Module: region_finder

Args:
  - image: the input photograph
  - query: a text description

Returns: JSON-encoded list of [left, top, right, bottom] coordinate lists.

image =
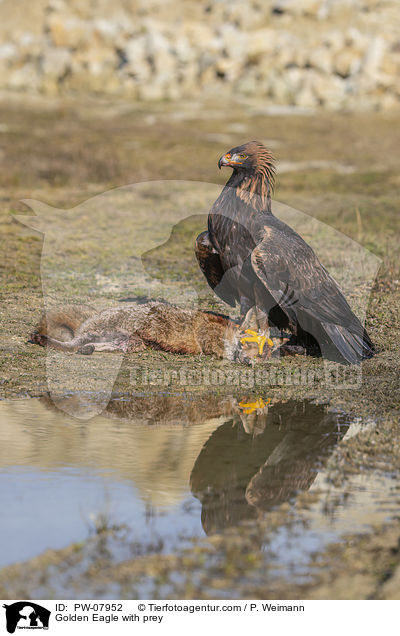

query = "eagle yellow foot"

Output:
[[238, 397, 271, 414], [240, 329, 273, 356]]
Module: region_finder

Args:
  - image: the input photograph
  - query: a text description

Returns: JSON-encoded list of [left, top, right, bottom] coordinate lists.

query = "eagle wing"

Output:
[[250, 224, 374, 363], [195, 230, 237, 307]]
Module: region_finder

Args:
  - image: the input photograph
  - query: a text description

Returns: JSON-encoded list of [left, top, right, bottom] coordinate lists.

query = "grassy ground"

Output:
[[0, 93, 400, 598]]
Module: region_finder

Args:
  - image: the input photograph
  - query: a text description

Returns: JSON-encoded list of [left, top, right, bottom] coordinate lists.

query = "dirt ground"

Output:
[[0, 93, 399, 598]]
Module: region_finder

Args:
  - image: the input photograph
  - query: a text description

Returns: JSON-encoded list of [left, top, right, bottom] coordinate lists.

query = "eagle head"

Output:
[[218, 141, 276, 189]]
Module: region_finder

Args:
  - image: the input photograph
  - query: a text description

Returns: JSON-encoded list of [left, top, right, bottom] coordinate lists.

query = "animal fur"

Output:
[[30, 302, 245, 360]]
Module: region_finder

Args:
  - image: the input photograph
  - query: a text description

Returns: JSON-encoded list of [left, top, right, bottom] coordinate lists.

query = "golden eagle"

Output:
[[195, 141, 374, 364]]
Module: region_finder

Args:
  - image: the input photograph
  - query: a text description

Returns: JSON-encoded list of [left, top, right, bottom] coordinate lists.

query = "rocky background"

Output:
[[0, 0, 399, 109]]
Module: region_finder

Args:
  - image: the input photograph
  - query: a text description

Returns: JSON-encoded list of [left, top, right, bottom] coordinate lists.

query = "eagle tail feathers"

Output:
[[321, 322, 375, 365]]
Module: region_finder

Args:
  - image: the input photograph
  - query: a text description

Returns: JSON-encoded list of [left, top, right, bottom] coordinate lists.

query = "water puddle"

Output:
[[0, 394, 396, 582]]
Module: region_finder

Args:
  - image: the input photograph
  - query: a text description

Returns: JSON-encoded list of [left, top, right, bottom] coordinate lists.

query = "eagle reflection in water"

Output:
[[40, 394, 349, 535], [190, 399, 349, 535]]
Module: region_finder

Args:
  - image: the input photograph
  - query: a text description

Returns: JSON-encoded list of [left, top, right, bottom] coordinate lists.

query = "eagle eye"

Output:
[[237, 153, 247, 160]]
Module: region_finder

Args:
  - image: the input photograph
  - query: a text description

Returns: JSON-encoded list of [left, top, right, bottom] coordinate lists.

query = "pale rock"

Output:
[[296, 83, 318, 108], [218, 24, 248, 61], [308, 46, 333, 73], [7, 62, 40, 91], [220, 0, 264, 30], [334, 47, 363, 77], [362, 36, 386, 77], [273, 47, 296, 70], [145, 29, 171, 59], [323, 30, 345, 53], [380, 50, 400, 76], [153, 50, 176, 77], [172, 35, 196, 64], [92, 18, 130, 49], [373, 70, 393, 89], [312, 72, 347, 108], [272, 0, 325, 18], [355, 71, 379, 93], [15, 34, 46, 60], [124, 36, 146, 62], [41, 46, 71, 79], [215, 57, 241, 81], [73, 45, 117, 73], [286, 67, 304, 91], [345, 27, 368, 52], [15, 31, 44, 56], [325, 0, 363, 16], [46, 14, 92, 48], [264, 69, 279, 96], [47, 0, 68, 11], [268, 71, 298, 104], [199, 64, 219, 87], [0, 42, 17, 62], [246, 29, 278, 63], [124, 36, 152, 82], [272, 32, 302, 69], [177, 61, 199, 92], [293, 46, 309, 68], [93, 19, 120, 41], [60, 0, 94, 21], [17, 32, 35, 49], [315, 0, 331, 19], [198, 50, 218, 76], [0, 0, 398, 110], [236, 68, 260, 95], [144, 30, 177, 80], [184, 23, 222, 55], [266, 67, 303, 102]]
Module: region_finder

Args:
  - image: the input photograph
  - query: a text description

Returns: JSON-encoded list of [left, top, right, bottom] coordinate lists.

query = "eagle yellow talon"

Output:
[[240, 329, 273, 356], [238, 397, 271, 414]]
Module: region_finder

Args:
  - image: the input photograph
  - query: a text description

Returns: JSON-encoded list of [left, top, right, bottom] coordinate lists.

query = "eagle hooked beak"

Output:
[[218, 153, 231, 169]]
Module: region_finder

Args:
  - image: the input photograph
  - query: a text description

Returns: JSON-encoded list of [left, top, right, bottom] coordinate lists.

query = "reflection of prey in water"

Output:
[[39, 392, 232, 425], [34, 394, 348, 529], [190, 400, 349, 535]]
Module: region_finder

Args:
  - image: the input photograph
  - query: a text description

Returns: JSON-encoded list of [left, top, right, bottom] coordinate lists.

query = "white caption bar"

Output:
[[1, 599, 398, 635]]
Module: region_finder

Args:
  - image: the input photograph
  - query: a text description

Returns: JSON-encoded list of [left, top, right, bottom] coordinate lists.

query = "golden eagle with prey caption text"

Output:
[[195, 141, 375, 364]]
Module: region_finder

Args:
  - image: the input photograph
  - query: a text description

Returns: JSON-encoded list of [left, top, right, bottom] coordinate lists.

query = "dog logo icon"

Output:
[[3, 602, 50, 633]]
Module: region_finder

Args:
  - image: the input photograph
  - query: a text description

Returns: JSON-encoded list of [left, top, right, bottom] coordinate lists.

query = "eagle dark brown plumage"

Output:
[[195, 141, 375, 364]]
